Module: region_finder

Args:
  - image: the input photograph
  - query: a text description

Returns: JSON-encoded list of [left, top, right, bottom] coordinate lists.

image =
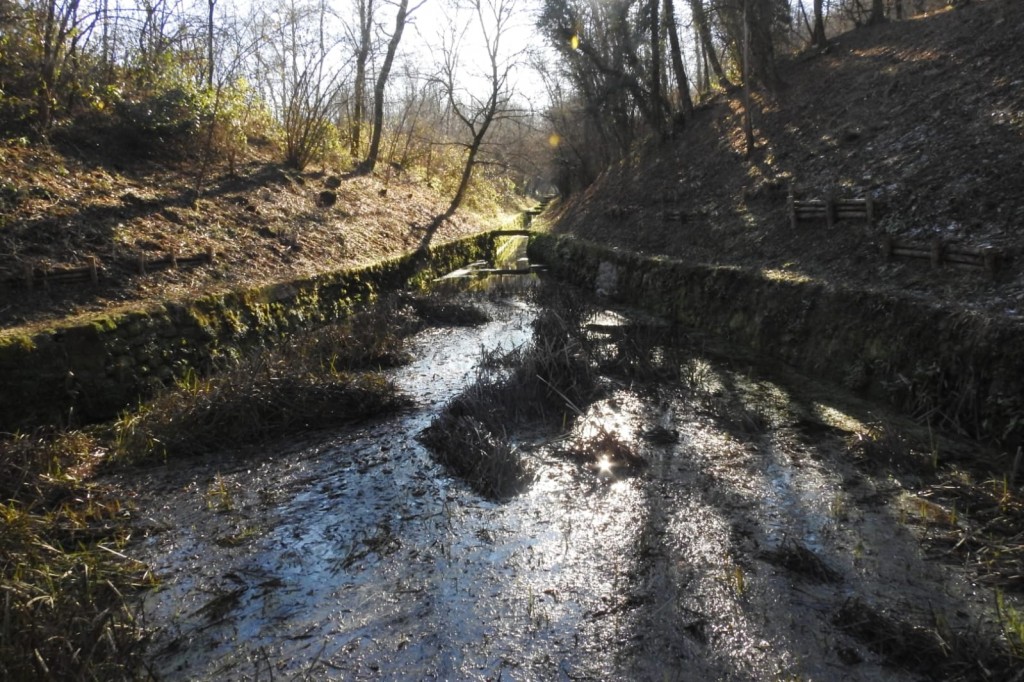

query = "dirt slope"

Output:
[[548, 0, 1024, 318], [0, 143, 500, 332]]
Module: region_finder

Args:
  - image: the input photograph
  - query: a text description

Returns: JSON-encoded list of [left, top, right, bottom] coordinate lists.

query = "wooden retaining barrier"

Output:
[[882, 236, 1000, 277], [8, 247, 216, 291], [788, 187, 874, 229], [789, 186, 1003, 277]]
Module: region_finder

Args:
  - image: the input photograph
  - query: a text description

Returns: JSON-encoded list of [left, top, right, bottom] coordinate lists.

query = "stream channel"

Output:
[[113, 247, 1013, 681]]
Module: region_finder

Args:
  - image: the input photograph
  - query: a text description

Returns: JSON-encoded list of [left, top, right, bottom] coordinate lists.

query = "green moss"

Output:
[[0, 333, 37, 354], [89, 315, 119, 334], [0, 231, 509, 430]]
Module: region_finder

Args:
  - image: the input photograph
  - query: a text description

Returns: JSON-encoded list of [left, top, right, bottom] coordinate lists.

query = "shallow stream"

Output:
[[114, 285, 1012, 681]]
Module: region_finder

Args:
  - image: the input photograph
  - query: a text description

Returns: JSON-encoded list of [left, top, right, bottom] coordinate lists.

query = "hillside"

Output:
[[548, 0, 1024, 318], [0, 143, 501, 332], [2, 0, 1022, 333]]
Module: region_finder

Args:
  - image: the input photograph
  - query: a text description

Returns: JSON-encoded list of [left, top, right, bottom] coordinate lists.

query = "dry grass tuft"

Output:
[[0, 431, 150, 680], [112, 304, 415, 462], [418, 414, 533, 500], [420, 286, 599, 498], [833, 597, 1011, 680]]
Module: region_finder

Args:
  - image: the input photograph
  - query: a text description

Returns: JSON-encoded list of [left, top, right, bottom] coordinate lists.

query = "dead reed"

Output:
[[421, 287, 599, 498], [419, 414, 532, 500], [833, 597, 1010, 680], [110, 303, 415, 462], [0, 430, 151, 680]]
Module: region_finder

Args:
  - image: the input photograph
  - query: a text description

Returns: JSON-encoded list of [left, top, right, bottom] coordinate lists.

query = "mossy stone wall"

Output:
[[530, 233, 1024, 449], [0, 233, 494, 430]]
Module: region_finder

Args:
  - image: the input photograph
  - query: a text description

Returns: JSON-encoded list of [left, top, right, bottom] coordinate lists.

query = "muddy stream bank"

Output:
[[112, 282, 1019, 681]]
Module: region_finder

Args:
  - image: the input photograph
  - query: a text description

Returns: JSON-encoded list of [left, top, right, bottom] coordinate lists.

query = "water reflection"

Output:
[[122, 288, 1005, 681]]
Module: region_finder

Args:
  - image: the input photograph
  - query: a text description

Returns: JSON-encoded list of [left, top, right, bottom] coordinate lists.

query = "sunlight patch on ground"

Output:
[[812, 402, 867, 434], [761, 268, 813, 285]]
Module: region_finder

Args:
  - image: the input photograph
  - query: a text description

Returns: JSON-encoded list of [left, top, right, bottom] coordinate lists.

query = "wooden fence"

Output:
[[882, 236, 1000, 277], [789, 187, 1004, 277], [788, 189, 874, 229], [4, 247, 216, 291]]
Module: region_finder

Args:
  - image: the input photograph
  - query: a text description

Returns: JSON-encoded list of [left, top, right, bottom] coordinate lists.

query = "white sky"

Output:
[[404, 0, 550, 107]]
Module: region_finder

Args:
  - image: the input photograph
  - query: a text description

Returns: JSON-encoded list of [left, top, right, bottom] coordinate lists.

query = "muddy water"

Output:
[[117, 292, 1008, 681]]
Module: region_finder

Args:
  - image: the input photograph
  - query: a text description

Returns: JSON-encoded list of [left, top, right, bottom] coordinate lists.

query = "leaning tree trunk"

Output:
[[688, 0, 731, 89]]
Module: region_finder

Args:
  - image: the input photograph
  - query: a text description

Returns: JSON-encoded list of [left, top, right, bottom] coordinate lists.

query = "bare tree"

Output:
[[663, 0, 692, 120], [648, 0, 664, 127], [436, 0, 524, 217], [207, 0, 216, 88], [35, 0, 83, 127], [347, 0, 375, 157], [360, 0, 422, 174], [249, 0, 348, 168], [688, 0, 731, 90], [811, 0, 826, 46], [867, 0, 886, 25]]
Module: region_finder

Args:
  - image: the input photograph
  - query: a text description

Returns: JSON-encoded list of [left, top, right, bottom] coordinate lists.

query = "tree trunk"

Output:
[[38, 0, 81, 128], [350, 0, 373, 158], [207, 0, 216, 89], [746, 0, 781, 92], [742, 0, 755, 157], [688, 0, 731, 89], [867, 0, 885, 25], [648, 0, 664, 127], [446, 130, 486, 217], [361, 0, 408, 174], [663, 0, 693, 118], [812, 0, 826, 47]]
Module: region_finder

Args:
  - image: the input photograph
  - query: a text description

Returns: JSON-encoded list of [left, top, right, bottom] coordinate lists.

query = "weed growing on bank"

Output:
[[0, 430, 151, 680], [0, 297, 448, 677], [112, 303, 418, 462]]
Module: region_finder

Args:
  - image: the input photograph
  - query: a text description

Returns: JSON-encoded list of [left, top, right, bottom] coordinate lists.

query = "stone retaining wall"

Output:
[[530, 233, 1024, 450], [0, 233, 494, 430]]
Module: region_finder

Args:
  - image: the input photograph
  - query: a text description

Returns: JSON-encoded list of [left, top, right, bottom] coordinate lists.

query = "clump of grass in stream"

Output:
[[404, 292, 491, 327], [421, 287, 598, 499], [302, 298, 421, 370], [0, 430, 151, 680], [419, 414, 532, 500], [593, 320, 690, 383], [914, 470, 1024, 595], [833, 597, 1012, 680], [759, 538, 841, 584], [997, 590, 1024, 659], [113, 306, 414, 462]]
